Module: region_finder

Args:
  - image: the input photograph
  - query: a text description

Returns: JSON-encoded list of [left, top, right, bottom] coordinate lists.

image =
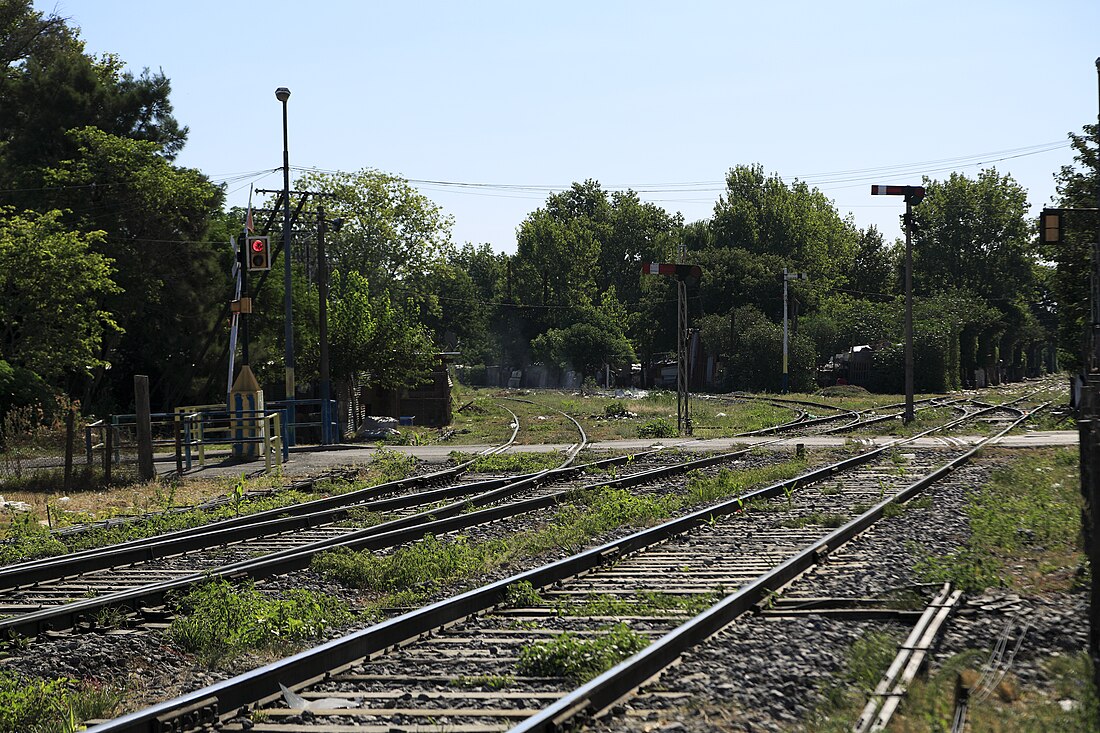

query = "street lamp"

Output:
[[276, 86, 295, 444]]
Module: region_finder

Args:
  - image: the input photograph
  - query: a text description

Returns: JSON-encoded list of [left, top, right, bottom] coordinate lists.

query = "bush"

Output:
[[637, 418, 676, 438]]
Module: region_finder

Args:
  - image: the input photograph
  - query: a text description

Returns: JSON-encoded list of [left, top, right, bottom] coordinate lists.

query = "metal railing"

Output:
[[85, 408, 286, 479]]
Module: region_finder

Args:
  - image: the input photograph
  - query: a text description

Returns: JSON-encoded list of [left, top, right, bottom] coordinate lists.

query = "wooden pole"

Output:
[[103, 421, 112, 485], [63, 408, 74, 492], [174, 416, 183, 475], [134, 375, 155, 481]]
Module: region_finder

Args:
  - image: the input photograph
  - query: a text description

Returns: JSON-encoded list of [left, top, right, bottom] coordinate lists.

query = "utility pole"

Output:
[[782, 268, 807, 393], [276, 86, 295, 445], [677, 242, 690, 435], [316, 206, 342, 445]]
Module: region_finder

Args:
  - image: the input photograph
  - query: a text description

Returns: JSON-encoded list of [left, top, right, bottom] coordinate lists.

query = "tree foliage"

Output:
[[327, 271, 434, 391], [1049, 123, 1099, 369], [40, 127, 226, 407], [0, 209, 119, 380]]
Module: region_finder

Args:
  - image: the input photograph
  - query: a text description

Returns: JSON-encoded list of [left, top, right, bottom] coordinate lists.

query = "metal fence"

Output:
[[0, 407, 288, 491]]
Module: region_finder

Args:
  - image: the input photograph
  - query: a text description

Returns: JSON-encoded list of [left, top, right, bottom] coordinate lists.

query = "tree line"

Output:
[[0, 2, 1094, 432]]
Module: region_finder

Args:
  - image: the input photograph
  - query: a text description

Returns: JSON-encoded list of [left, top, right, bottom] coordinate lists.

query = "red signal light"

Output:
[[244, 235, 270, 271]]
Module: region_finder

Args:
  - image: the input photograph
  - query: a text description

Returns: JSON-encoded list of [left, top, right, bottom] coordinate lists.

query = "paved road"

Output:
[[169, 430, 1079, 480]]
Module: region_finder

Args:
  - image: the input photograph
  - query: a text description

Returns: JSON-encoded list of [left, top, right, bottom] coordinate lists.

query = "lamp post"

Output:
[[275, 86, 295, 444]]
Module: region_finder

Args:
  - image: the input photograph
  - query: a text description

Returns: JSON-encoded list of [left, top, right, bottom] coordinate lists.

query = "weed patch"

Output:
[[779, 512, 848, 529], [517, 623, 649, 682], [450, 451, 564, 474], [168, 578, 354, 664], [0, 670, 121, 733], [914, 448, 1082, 592], [368, 448, 417, 482], [686, 459, 808, 506], [886, 651, 1098, 732], [637, 418, 676, 438]]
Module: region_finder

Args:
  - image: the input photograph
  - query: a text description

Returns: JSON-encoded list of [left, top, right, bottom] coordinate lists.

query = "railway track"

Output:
[[73, 399, 1041, 732], [0, 402, 817, 638]]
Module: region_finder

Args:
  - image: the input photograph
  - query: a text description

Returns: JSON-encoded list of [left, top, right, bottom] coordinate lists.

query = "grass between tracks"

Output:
[[516, 623, 650, 683], [804, 447, 1097, 732], [309, 457, 808, 603], [155, 456, 807, 671], [913, 447, 1083, 593], [0, 669, 122, 733], [168, 578, 355, 665], [0, 449, 418, 565]]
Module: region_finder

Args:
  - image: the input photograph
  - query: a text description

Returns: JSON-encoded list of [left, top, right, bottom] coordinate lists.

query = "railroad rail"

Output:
[[78, 398, 1040, 732]]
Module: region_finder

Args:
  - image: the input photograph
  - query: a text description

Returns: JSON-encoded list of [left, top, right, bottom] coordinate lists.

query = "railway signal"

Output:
[[642, 260, 703, 435], [641, 262, 703, 284], [871, 184, 925, 424], [782, 269, 807, 393], [245, 236, 271, 271], [1040, 208, 1063, 244]]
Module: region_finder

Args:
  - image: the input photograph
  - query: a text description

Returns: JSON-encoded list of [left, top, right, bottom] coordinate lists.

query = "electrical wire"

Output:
[[287, 139, 1070, 203]]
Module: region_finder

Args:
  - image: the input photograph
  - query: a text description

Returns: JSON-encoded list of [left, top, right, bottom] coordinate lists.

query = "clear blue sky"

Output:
[[37, 0, 1100, 253]]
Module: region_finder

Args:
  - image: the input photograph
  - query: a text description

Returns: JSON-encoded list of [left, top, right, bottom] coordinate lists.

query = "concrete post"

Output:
[[134, 375, 154, 480]]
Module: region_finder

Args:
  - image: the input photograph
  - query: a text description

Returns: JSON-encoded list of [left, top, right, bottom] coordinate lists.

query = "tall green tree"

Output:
[[40, 128, 226, 408], [911, 169, 1033, 304], [291, 168, 454, 294], [709, 164, 859, 301], [0, 2, 186, 196], [911, 169, 1043, 382], [327, 271, 434, 394], [0, 209, 119, 381], [1049, 123, 1099, 370]]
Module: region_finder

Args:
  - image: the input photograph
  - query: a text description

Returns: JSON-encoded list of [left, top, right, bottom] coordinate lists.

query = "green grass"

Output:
[[314, 458, 808, 609], [450, 387, 800, 441], [517, 623, 649, 682], [168, 578, 355, 665], [804, 630, 903, 731], [0, 669, 122, 733], [449, 450, 565, 474], [913, 448, 1082, 593], [0, 449, 421, 565], [684, 459, 808, 506], [888, 651, 1098, 733], [779, 511, 849, 529]]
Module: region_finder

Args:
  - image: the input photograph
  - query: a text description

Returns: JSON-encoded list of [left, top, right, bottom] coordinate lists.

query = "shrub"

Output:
[[637, 418, 676, 438]]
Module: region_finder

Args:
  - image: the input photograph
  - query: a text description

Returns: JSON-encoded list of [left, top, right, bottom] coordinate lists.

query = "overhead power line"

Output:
[[288, 139, 1071, 203]]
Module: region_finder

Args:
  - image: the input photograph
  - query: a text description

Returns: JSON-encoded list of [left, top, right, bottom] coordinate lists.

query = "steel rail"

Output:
[[48, 400, 519, 543], [817, 396, 970, 435], [0, 401, 525, 586], [0, 404, 588, 635], [0, 442, 748, 638], [508, 403, 1044, 732], [81, 398, 1030, 733]]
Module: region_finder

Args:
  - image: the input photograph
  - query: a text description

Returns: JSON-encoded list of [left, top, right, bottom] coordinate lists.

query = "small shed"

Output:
[[359, 354, 455, 427]]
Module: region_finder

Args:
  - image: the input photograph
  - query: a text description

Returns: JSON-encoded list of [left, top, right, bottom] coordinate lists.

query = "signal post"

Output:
[[642, 261, 702, 435], [871, 184, 925, 423]]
